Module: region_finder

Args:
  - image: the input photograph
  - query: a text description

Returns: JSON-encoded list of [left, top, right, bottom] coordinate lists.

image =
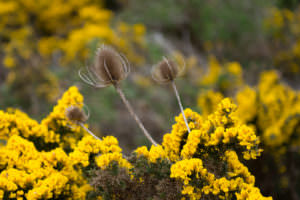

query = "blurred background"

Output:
[[1, 0, 300, 199]]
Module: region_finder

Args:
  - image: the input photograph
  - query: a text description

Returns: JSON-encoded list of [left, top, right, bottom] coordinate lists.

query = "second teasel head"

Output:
[[152, 57, 183, 84], [79, 45, 130, 88], [65, 106, 88, 123]]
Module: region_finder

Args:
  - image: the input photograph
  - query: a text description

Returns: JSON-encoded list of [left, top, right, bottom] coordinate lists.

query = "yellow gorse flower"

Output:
[[135, 145, 167, 163]]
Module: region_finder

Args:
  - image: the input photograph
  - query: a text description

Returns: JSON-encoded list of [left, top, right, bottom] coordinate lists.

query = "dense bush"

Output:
[[198, 62, 300, 199], [0, 86, 271, 200]]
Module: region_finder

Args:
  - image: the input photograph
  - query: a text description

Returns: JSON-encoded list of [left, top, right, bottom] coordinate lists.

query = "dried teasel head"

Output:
[[65, 106, 88, 123], [79, 45, 130, 88], [152, 57, 184, 84]]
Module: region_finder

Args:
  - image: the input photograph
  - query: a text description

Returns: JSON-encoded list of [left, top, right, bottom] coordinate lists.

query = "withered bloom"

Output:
[[79, 44, 157, 145], [65, 106, 88, 123], [79, 45, 130, 88], [152, 57, 182, 84], [66, 106, 101, 140], [152, 57, 190, 133]]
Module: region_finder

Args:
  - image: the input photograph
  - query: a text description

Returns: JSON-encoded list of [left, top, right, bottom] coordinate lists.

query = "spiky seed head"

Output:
[[79, 45, 130, 88], [152, 57, 179, 84], [65, 106, 88, 123], [94, 45, 129, 85]]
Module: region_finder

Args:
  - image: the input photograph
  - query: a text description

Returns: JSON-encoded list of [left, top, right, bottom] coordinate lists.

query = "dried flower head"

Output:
[[79, 45, 130, 88], [66, 106, 88, 123], [152, 57, 184, 84], [152, 56, 190, 132]]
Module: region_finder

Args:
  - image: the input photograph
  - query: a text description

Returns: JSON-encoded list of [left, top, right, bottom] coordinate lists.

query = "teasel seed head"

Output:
[[152, 57, 184, 84], [79, 44, 130, 88], [152, 56, 190, 132], [65, 106, 88, 123]]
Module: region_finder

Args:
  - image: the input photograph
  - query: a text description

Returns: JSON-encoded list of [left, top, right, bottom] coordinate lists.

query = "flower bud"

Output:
[[152, 57, 179, 84], [79, 45, 130, 88], [94, 45, 129, 85], [65, 106, 88, 123]]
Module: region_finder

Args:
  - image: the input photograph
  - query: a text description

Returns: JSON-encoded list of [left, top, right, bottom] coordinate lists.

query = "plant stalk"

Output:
[[171, 81, 191, 133], [79, 122, 102, 141], [114, 84, 158, 146]]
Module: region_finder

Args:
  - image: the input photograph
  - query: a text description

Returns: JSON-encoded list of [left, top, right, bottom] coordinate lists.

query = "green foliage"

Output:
[[121, 0, 273, 48]]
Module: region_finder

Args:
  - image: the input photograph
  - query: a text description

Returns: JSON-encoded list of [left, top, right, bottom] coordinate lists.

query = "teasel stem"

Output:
[[114, 84, 158, 146], [79, 122, 102, 141], [171, 81, 191, 133]]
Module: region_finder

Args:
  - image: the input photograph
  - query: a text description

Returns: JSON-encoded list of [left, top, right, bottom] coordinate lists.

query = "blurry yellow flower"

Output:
[[226, 62, 242, 76], [3, 56, 15, 68]]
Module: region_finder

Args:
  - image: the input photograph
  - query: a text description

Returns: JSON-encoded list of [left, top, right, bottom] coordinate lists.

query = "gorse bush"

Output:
[[0, 89, 271, 200], [264, 5, 300, 76], [198, 61, 300, 199], [0, 0, 145, 67], [199, 70, 300, 159], [0, 86, 84, 151], [91, 99, 270, 199], [0, 46, 273, 200], [0, 0, 145, 114], [198, 56, 243, 94], [0, 87, 91, 199]]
